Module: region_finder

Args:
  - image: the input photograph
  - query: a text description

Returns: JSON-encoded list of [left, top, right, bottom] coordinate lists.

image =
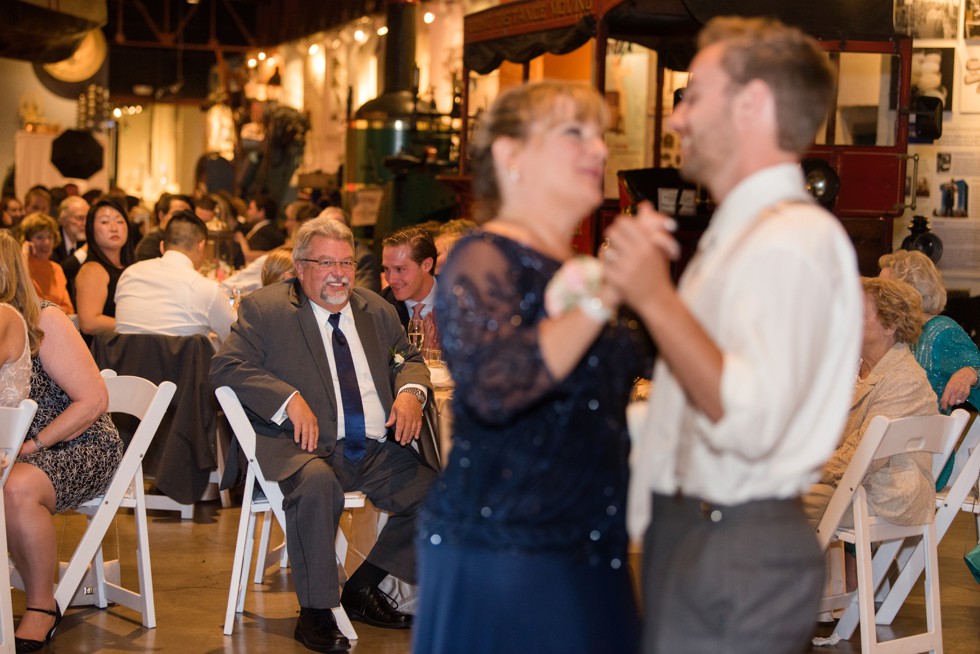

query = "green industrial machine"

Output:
[[343, 0, 459, 240]]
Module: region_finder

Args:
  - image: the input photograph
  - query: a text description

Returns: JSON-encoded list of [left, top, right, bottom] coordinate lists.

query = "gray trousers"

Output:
[[278, 438, 436, 608], [641, 493, 824, 654]]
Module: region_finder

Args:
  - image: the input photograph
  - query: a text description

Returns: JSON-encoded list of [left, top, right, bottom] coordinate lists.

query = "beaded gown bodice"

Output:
[[419, 232, 651, 567]]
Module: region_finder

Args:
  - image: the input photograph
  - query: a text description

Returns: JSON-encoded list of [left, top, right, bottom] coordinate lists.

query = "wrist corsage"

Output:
[[544, 255, 611, 323]]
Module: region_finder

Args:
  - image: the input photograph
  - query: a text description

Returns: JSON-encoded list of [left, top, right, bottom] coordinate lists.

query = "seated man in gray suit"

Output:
[[211, 215, 435, 653]]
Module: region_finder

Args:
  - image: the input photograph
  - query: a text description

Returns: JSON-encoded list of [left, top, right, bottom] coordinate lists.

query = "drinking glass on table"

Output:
[[408, 317, 425, 352], [424, 347, 443, 367]]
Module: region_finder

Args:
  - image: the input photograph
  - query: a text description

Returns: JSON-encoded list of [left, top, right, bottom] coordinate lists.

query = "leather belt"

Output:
[[658, 492, 802, 524]]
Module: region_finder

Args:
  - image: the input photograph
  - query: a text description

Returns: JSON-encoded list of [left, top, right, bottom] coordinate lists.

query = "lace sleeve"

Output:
[[435, 236, 557, 424]]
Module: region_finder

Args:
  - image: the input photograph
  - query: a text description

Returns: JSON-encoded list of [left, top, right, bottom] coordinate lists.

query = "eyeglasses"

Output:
[[297, 258, 357, 271]]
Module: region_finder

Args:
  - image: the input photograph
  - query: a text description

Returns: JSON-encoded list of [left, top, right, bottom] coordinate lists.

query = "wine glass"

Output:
[[407, 318, 425, 352]]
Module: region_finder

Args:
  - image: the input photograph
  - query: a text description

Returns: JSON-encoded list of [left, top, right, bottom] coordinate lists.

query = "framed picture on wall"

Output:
[[965, 0, 980, 39], [895, 0, 961, 39]]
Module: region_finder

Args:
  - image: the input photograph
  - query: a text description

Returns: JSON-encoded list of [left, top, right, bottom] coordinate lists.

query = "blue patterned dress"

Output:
[[913, 315, 980, 488], [413, 232, 651, 654]]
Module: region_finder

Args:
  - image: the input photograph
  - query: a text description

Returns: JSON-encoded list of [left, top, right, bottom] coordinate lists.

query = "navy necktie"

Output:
[[328, 313, 365, 463]]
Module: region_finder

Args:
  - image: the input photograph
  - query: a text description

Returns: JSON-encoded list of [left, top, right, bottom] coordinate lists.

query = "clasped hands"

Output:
[[285, 391, 424, 452], [600, 201, 680, 311]]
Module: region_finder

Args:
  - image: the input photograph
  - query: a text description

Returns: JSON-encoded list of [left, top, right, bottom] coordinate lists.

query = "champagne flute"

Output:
[[408, 318, 425, 353]]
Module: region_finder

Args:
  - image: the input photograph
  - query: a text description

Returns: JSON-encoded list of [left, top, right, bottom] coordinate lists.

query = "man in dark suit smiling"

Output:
[[211, 216, 434, 653]]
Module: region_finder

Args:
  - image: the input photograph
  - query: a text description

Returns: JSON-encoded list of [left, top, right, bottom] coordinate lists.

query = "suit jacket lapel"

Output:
[[291, 282, 338, 414], [351, 292, 395, 409]]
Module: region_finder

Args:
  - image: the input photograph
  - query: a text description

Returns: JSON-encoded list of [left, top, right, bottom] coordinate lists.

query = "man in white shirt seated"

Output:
[[115, 211, 236, 342]]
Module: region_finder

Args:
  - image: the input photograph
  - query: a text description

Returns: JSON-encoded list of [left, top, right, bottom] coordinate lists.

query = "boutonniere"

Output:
[[390, 348, 406, 368], [544, 255, 607, 319]]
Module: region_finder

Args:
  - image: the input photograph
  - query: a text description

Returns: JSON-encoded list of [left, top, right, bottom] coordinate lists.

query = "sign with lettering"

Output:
[[465, 0, 595, 44]]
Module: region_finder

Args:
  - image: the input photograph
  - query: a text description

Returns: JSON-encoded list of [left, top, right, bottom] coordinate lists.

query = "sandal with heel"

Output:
[[15, 604, 62, 653]]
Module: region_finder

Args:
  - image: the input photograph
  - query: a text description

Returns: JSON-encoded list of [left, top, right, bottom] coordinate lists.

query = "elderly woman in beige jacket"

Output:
[[806, 276, 938, 526]]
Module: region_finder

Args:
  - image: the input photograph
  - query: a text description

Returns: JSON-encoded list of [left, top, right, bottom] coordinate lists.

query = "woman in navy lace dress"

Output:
[[413, 82, 651, 654]]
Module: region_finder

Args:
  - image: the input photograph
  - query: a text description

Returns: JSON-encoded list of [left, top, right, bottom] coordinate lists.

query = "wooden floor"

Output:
[[11, 498, 980, 653]]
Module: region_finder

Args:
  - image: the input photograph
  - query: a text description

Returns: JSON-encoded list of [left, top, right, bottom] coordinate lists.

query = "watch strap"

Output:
[[400, 387, 427, 406]]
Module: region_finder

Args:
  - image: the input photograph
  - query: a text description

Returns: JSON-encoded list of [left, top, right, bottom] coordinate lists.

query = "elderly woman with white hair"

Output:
[[879, 249, 980, 487]]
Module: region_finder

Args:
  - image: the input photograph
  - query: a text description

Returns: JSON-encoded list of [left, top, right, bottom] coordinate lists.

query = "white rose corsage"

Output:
[[390, 348, 406, 368], [543, 255, 611, 323]]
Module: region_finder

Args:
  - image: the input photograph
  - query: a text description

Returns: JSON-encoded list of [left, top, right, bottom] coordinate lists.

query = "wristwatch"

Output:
[[400, 387, 427, 406], [971, 366, 980, 389]]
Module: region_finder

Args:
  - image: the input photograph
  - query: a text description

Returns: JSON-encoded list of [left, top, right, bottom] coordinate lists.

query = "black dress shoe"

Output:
[[294, 607, 350, 653], [340, 584, 413, 629]]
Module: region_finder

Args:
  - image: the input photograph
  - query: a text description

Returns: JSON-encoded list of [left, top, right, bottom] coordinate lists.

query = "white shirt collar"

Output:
[[161, 249, 196, 269], [405, 277, 438, 315], [309, 297, 352, 327], [700, 163, 812, 253]]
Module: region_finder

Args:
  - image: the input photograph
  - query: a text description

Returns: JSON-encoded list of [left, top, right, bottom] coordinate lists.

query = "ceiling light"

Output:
[[354, 29, 367, 44], [377, 26, 388, 36], [258, 52, 267, 61], [308, 43, 320, 56], [424, 11, 435, 23], [247, 58, 257, 68]]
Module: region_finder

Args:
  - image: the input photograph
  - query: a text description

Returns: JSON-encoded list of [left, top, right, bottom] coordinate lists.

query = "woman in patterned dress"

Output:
[[1, 231, 33, 476], [0, 231, 31, 404], [0, 230, 123, 652]]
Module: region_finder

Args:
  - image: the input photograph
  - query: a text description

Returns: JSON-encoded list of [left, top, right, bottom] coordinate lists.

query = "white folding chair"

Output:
[[831, 411, 980, 640], [45, 371, 175, 629], [815, 409, 969, 653], [0, 399, 39, 654], [215, 386, 366, 640]]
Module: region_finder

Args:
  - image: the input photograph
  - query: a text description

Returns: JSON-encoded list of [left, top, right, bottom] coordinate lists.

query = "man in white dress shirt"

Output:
[[115, 211, 236, 342], [604, 17, 862, 653]]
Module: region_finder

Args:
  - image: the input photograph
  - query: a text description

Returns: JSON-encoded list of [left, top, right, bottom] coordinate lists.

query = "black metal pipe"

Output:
[[384, 0, 417, 94]]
